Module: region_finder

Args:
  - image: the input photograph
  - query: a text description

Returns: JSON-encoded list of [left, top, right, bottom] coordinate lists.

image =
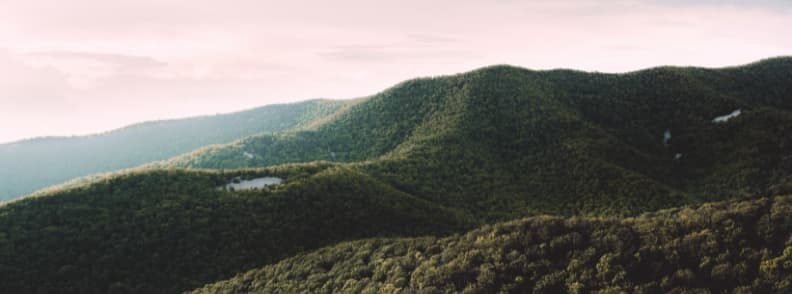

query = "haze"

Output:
[[1, 0, 790, 144]]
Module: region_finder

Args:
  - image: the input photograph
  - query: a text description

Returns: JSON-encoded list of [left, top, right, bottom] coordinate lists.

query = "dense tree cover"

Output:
[[1, 58, 790, 293], [0, 99, 348, 201], [0, 165, 470, 293], [195, 195, 792, 293], [163, 57, 792, 217]]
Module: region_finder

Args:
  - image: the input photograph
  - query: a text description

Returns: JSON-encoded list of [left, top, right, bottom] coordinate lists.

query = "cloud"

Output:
[[318, 35, 477, 63], [26, 51, 167, 69], [0, 49, 72, 109], [408, 34, 462, 44], [654, 0, 792, 10], [0, 0, 791, 143], [0, 49, 77, 143], [319, 46, 478, 62]]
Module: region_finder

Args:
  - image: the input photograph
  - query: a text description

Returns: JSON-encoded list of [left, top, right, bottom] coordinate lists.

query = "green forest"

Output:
[[163, 57, 792, 217], [196, 195, 792, 293], [0, 57, 790, 293]]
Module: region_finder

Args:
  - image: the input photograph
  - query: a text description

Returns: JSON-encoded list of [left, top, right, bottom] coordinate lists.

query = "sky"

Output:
[[1, 0, 790, 144]]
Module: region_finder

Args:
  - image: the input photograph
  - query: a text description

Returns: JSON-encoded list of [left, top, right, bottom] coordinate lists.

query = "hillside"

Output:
[[0, 58, 790, 293], [0, 165, 470, 293], [195, 195, 792, 293], [163, 57, 792, 218], [0, 99, 349, 201]]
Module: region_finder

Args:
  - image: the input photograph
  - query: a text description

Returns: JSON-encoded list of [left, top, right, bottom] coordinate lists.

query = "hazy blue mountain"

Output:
[[0, 99, 348, 200]]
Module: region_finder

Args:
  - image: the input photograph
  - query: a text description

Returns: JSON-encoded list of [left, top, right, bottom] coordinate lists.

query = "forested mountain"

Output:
[[196, 194, 792, 293], [0, 58, 790, 293], [0, 99, 349, 200]]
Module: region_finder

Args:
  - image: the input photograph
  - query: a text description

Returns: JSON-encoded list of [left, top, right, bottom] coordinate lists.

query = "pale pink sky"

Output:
[[1, 0, 790, 143]]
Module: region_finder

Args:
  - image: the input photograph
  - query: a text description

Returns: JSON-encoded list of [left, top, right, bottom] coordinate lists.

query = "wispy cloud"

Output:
[[653, 0, 792, 10], [0, 0, 790, 143], [319, 45, 477, 62], [408, 34, 462, 44], [26, 51, 168, 69]]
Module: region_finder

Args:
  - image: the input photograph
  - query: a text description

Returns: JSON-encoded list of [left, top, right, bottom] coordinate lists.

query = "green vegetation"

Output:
[[0, 99, 349, 201], [0, 58, 790, 293], [164, 57, 792, 217], [0, 165, 469, 293], [196, 195, 792, 293]]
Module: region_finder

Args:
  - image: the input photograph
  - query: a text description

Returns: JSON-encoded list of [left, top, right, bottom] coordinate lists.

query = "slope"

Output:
[[0, 99, 349, 201], [1, 58, 790, 293], [0, 164, 470, 293], [195, 194, 792, 293], [163, 57, 792, 218]]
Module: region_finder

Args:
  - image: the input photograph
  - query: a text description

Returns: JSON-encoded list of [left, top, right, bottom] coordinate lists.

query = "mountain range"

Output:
[[0, 99, 349, 200], [0, 57, 790, 293]]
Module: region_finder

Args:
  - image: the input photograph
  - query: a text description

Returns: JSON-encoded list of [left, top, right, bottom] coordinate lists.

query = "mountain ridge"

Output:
[[159, 58, 792, 216], [0, 99, 351, 200], [0, 57, 790, 293], [0, 99, 345, 146]]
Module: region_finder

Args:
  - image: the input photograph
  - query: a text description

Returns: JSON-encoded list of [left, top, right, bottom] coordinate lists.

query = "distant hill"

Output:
[[195, 194, 792, 293], [0, 58, 790, 293], [0, 99, 349, 200]]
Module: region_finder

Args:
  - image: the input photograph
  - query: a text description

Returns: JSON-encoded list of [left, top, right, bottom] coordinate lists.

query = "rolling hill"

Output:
[[0, 99, 350, 201], [0, 58, 790, 293]]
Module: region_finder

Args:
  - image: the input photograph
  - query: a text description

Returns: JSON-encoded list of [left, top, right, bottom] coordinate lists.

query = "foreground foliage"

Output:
[[196, 195, 792, 293]]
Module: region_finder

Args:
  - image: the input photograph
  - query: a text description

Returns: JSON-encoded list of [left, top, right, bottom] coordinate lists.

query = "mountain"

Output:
[[161, 57, 792, 218], [0, 99, 349, 201], [0, 58, 790, 293], [195, 194, 792, 293]]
